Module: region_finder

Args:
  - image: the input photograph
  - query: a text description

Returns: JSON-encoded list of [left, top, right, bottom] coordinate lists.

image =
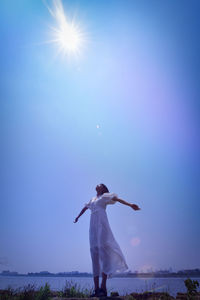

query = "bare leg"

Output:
[[91, 247, 100, 291], [100, 272, 107, 291], [93, 276, 99, 290]]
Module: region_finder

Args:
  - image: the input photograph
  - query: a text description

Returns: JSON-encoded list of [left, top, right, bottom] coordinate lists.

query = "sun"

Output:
[[56, 23, 81, 53], [45, 0, 86, 58]]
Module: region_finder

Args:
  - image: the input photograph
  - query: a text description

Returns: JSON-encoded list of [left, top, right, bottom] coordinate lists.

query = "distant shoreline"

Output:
[[1, 273, 200, 278]]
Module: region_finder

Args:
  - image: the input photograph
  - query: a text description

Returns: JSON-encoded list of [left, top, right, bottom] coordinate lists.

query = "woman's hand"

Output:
[[73, 217, 79, 223], [130, 204, 141, 211]]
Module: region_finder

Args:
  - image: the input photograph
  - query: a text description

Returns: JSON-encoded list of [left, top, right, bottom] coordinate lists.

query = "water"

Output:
[[0, 276, 200, 297]]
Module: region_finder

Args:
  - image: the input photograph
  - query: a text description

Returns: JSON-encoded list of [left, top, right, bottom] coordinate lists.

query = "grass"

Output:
[[0, 282, 52, 300], [0, 280, 93, 300], [60, 279, 93, 298], [0, 278, 199, 299], [118, 279, 171, 297]]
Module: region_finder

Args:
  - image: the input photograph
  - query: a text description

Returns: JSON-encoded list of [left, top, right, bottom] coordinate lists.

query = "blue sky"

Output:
[[0, 0, 200, 274]]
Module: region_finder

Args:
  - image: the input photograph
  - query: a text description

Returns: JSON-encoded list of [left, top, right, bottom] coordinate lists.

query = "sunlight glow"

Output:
[[46, 0, 86, 57]]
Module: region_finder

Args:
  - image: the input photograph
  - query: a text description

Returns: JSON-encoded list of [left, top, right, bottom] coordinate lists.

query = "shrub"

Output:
[[60, 280, 92, 298], [0, 286, 16, 300], [35, 282, 51, 300], [184, 278, 199, 300], [17, 283, 37, 300]]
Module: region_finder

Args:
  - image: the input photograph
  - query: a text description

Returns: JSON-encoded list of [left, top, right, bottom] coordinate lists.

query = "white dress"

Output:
[[85, 192, 129, 278]]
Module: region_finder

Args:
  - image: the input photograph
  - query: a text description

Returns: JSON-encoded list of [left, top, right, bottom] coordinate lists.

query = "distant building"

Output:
[[1, 270, 18, 275]]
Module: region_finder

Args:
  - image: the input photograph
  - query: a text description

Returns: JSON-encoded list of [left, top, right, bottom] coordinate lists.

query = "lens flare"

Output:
[[45, 0, 86, 58], [130, 237, 141, 247]]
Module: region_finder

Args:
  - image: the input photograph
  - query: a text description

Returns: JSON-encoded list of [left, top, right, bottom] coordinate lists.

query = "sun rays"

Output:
[[44, 0, 87, 59]]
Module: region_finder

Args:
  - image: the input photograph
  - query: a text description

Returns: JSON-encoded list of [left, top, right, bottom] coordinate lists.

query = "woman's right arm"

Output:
[[73, 206, 88, 223], [112, 197, 141, 210]]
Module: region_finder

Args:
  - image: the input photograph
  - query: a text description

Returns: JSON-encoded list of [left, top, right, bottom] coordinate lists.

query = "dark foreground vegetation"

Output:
[[0, 278, 199, 300]]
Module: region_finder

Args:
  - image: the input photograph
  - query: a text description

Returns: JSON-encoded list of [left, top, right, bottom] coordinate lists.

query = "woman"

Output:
[[74, 184, 141, 297]]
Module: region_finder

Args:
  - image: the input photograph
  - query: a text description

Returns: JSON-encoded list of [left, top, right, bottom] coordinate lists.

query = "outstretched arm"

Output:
[[73, 206, 88, 223], [112, 197, 141, 210]]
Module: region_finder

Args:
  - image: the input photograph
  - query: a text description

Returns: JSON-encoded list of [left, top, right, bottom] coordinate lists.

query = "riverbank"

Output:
[[0, 278, 199, 300], [0, 290, 200, 300], [0, 288, 200, 300]]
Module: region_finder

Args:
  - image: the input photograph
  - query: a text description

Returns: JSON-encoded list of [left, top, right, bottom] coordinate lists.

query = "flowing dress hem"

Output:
[[93, 265, 129, 278]]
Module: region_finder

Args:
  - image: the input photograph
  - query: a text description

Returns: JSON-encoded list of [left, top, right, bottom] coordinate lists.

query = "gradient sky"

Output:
[[1, 0, 200, 274]]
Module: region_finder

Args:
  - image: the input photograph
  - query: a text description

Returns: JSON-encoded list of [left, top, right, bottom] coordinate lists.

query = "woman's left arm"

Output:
[[112, 197, 141, 211]]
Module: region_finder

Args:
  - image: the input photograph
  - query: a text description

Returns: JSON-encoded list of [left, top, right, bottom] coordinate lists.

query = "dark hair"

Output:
[[100, 183, 109, 194]]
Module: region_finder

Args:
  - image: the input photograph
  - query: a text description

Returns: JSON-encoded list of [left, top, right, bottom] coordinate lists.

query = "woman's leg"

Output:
[[90, 247, 100, 291], [100, 272, 107, 291], [93, 276, 99, 290]]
